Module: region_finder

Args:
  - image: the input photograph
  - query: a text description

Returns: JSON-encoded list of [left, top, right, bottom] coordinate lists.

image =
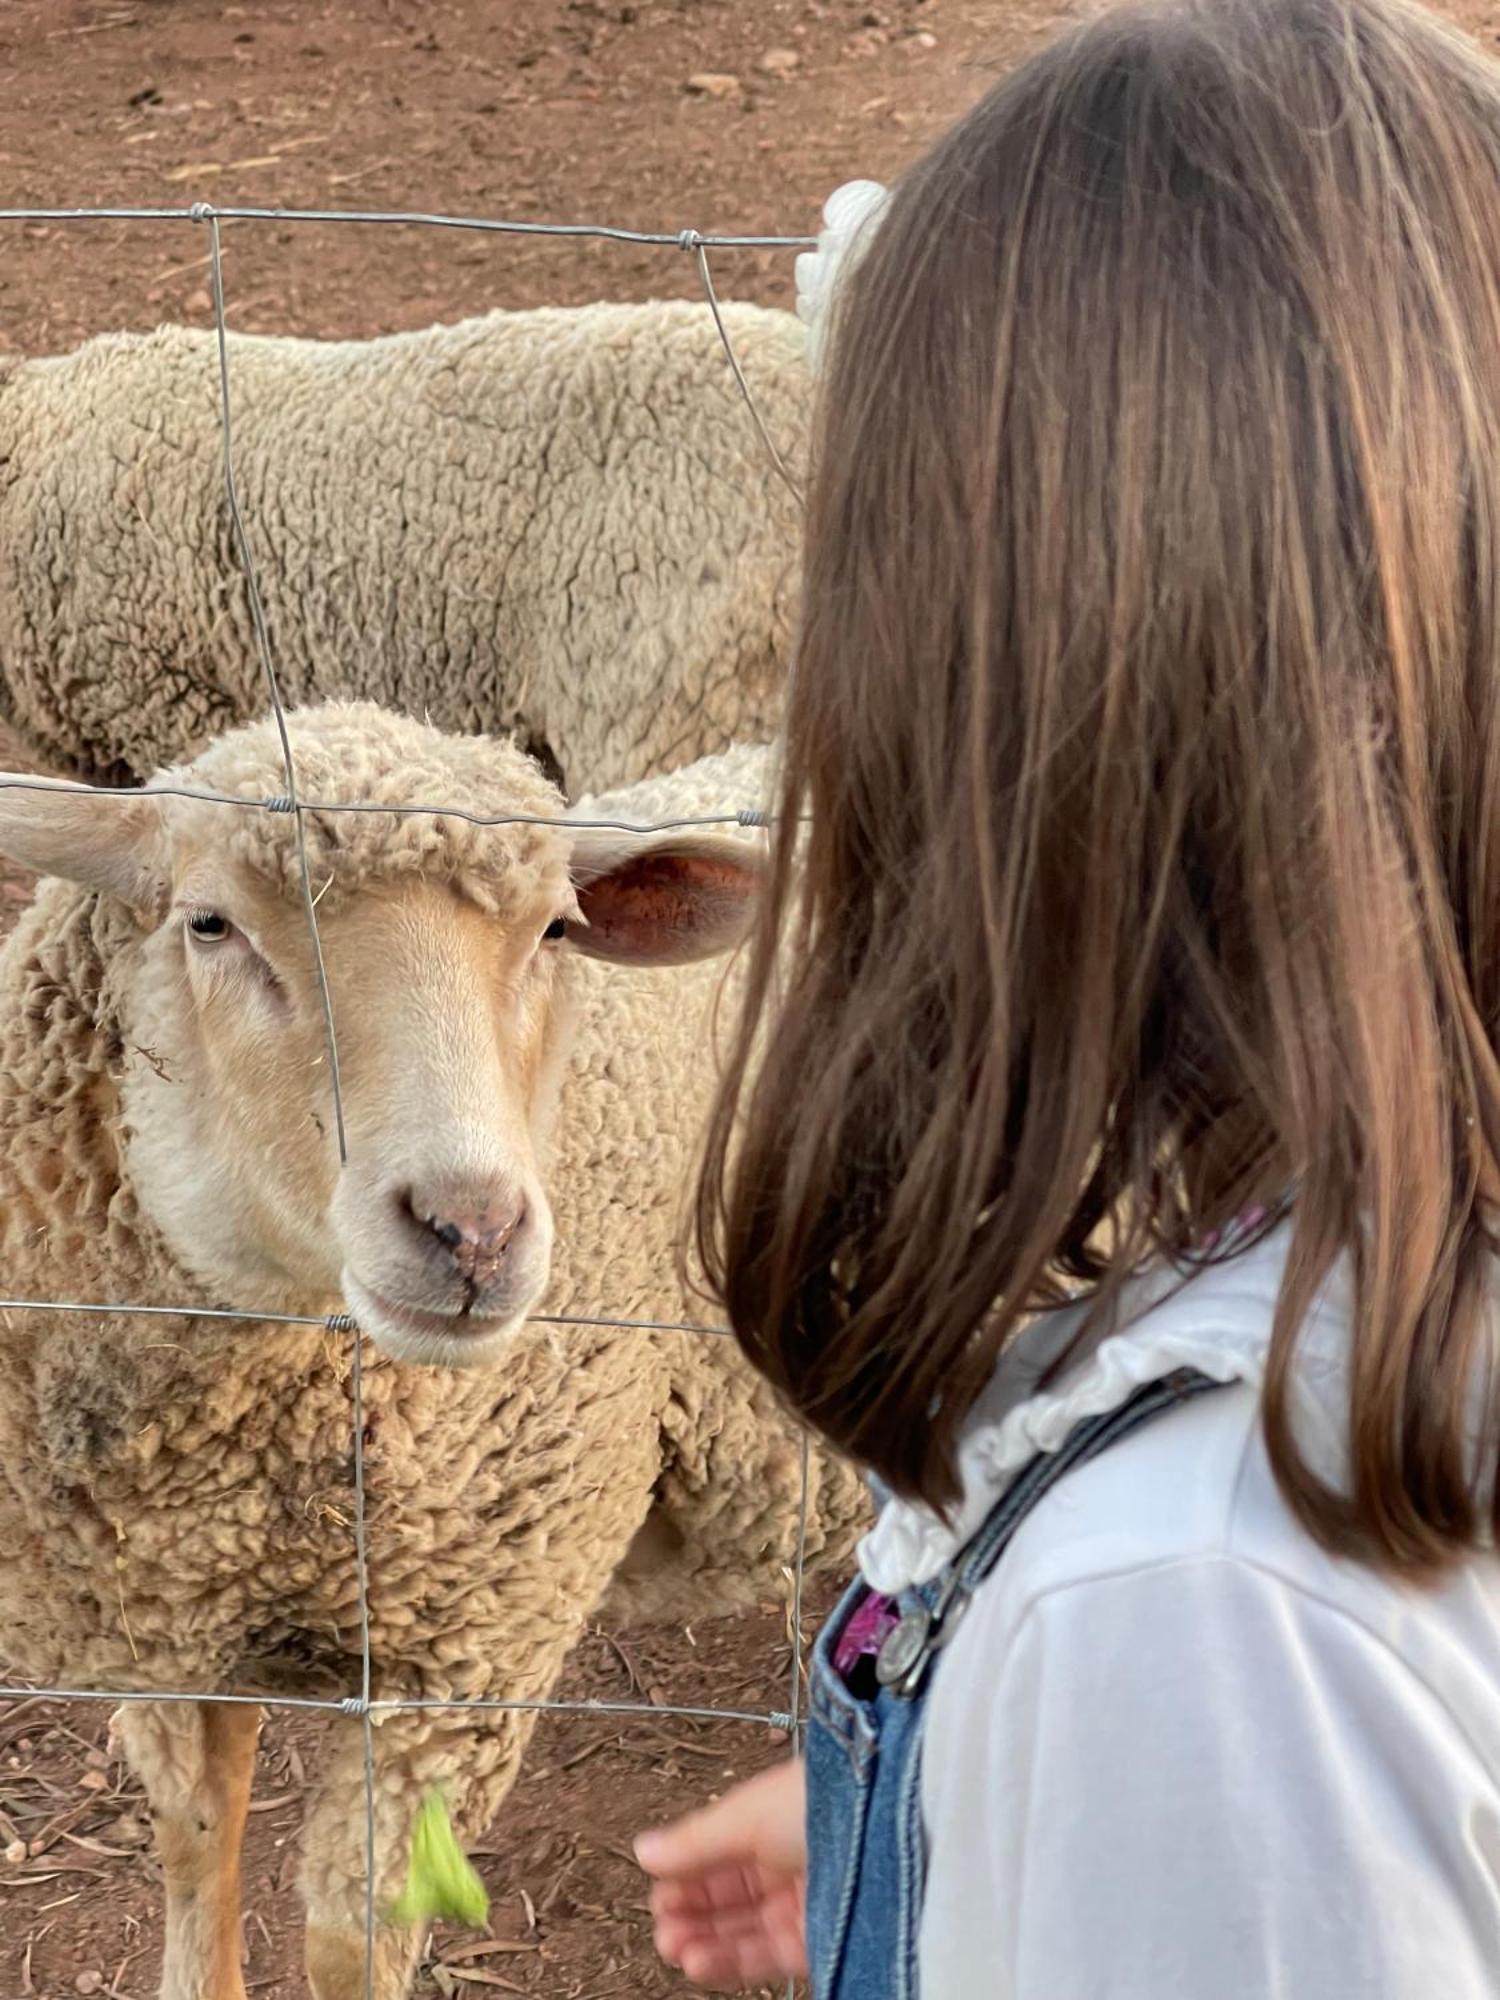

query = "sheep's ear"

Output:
[[564, 833, 764, 967], [0, 778, 166, 908]]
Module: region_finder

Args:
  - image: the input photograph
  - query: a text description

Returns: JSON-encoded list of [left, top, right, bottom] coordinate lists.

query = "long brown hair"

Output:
[[698, 0, 1500, 1572]]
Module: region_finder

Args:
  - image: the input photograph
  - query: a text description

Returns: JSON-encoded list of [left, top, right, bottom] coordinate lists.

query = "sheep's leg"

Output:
[[113, 1699, 262, 2000], [301, 1334, 670, 2000], [303, 1706, 542, 2000], [300, 1530, 652, 1995], [304, 1906, 426, 2000], [302, 1705, 430, 2000]]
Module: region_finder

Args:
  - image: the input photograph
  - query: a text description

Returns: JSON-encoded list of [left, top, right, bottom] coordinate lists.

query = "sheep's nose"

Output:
[[407, 1193, 527, 1284]]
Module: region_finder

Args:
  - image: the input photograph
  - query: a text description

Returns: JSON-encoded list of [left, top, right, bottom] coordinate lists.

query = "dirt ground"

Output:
[[0, 0, 1077, 353], [0, 1, 1022, 1993]]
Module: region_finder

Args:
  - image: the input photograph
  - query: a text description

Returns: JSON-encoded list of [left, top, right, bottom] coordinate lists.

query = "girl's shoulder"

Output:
[[870, 1223, 1500, 1758], [986, 1370, 1500, 1705], [917, 1376, 1500, 2000]]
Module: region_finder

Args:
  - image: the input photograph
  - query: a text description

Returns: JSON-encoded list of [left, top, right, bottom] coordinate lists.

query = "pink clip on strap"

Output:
[[834, 1591, 901, 1680]]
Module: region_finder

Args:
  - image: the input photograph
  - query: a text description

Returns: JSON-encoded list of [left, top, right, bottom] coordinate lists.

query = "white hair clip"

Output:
[[794, 179, 890, 371]]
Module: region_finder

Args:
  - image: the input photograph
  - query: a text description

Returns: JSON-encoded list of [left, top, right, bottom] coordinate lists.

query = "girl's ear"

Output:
[[565, 833, 765, 967], [0, 778, 167, 911]]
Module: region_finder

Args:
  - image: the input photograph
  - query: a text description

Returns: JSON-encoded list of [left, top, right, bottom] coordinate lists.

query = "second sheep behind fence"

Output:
[[0, 297, 811, 790]]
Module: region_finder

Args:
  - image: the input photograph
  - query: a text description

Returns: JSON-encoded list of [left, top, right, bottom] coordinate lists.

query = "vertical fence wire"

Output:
[[202, 211, 351, 1170], [3, 197, 821, 1999], [690, 234, 805, 505], [204, 205, 379, 1993]]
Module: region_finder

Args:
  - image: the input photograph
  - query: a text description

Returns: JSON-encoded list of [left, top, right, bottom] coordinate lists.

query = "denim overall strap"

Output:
[[805, 1366, 1226, 2000]]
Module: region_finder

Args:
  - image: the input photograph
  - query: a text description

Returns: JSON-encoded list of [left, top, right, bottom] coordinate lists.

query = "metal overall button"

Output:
[[876, 1573, 969, 1698], [874, 1605, 932, 1690]]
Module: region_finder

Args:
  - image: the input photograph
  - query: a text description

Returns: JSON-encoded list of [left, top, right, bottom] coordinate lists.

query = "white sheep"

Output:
[[0, 704, 866, 2000], [0, 299, 809, 790]]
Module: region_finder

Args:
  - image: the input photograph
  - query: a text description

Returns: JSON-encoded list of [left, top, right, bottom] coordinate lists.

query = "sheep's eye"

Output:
[[542, 917, 567, 942], [186, 910, 232, 944]]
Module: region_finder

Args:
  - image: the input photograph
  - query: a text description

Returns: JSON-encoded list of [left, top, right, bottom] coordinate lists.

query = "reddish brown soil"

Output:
[[0, 0, 1077, 354], [2, 1590, 839, 2000]]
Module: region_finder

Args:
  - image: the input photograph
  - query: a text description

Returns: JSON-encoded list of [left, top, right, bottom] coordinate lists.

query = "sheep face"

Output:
[[0, 704, 763, 1367], [124, 860, 573, 1367]]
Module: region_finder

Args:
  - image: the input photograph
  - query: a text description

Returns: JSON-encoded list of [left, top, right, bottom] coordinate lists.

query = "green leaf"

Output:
[[385, 1788, 491, 1929]]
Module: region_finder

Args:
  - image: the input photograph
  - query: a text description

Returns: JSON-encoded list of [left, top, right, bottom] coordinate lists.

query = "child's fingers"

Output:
[[649, 1863, 766, 1919], [635, 1792, 771, 1879], [657, 1925, 808, 1990], [635, 1800, 748, 1879], [634, 1760, 804, 1882], [653, 1911, 748, 1965], [653, 1878, 800, 1947], [676, 1919, 809, 1991], [653, 1878, 807, 1985]]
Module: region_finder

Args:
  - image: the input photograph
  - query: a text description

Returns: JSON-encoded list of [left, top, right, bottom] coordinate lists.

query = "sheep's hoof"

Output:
[[306, 1920, 422, 2000], [305, 1925, 365, 2000]]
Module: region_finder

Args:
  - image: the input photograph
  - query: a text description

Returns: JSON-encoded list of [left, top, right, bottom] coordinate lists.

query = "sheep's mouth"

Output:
[[341, 1272, 528, 1369]]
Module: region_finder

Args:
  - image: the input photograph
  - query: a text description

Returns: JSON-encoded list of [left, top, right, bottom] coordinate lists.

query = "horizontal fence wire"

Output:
[[0, 200, 815, 248], [0, 1298, 732, 1335], [0, 1683, 796, 1733], [0, 770, 778, 831], [0, 191, 818, 2000]]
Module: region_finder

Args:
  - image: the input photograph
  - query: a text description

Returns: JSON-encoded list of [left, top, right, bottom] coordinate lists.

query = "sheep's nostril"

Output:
[[407, 1194, 528, 1281]]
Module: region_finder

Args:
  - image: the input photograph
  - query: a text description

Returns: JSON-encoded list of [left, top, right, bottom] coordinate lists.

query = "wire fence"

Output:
[[0, 197, 822, 1998]]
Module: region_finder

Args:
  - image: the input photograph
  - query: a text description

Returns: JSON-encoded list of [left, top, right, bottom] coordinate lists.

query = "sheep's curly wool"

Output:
[[158, 704, 568, 914], [0, 300, 809, 789], [0, 708, 866, 1981]]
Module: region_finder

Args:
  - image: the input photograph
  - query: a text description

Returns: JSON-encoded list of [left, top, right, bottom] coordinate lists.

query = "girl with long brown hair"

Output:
[[635, 0, 1500, 1990]]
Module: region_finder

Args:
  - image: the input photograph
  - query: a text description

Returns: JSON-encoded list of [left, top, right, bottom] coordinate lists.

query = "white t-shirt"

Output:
[[859, 1225, 1500, 1998]]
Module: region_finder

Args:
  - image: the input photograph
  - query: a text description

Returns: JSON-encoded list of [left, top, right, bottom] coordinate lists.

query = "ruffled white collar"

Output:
[[859, 1221, 1355, 1592]]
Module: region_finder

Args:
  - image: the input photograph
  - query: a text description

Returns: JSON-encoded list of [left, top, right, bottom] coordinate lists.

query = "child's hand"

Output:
[[634, 1758, 808, 1991]]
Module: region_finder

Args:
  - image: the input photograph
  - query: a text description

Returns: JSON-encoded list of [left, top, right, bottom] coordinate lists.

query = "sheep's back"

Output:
[[0, 305, 809, 789]]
